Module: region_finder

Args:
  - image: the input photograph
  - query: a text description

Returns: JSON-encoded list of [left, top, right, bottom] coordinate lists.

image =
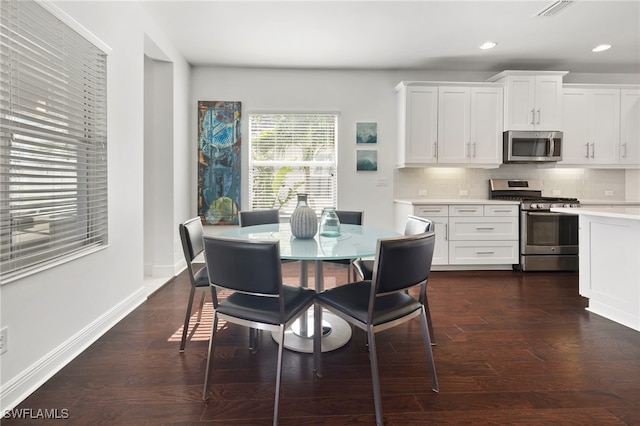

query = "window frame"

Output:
[[0, 0, 110, 284], [248, 113, 338, 217]]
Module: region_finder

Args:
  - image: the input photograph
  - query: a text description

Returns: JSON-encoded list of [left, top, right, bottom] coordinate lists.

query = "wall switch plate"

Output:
[[0, 327, 7, 355], [418, 189, 428, 196], [604, 190, 614, 197]]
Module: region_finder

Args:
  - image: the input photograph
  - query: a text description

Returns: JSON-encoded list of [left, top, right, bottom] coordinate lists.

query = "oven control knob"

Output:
[[530, 203, 538, 209], [563, 203, 570, 208]]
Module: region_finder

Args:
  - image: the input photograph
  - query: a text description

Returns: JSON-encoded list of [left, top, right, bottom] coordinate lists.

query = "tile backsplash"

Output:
[[394, 165, 627, 200]]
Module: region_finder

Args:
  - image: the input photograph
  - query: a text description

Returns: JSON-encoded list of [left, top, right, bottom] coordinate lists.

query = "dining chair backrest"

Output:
[[404, 215, 432, 236], [335, 210, 363, 226], [179, 217, 205, 263], [372, 231, 436, 295], [203, 236, 282, 297], [239, 209, 280, 227]]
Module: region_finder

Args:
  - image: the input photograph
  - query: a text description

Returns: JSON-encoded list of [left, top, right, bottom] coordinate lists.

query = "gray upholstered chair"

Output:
[[239, 209, 280, 227], [202, 236, 316, 426], [353, 215, 435, 344], [178, 217, 209, 352], [314, 231, 439, 426]]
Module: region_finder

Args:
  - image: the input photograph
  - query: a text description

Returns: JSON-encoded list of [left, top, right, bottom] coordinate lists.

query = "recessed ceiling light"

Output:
[[592, 44, 612, 52], [480, 41, 497, 50]]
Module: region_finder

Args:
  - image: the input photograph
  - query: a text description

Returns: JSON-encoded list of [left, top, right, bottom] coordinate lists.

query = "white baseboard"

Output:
[[0, 287, 147, 414]]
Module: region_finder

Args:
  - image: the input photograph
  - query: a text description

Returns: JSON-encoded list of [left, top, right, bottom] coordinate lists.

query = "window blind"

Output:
[[0, 0, 108, 283], [249, 114, 337, 216]]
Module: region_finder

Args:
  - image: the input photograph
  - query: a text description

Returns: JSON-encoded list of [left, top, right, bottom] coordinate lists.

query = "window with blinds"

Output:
[[0, 0, 108, 283], [249, 114, 337, 216]]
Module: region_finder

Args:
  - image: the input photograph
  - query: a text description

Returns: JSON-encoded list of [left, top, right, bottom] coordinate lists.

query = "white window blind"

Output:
[[0, 0, 108, 283], [249, 114, 337, 216]]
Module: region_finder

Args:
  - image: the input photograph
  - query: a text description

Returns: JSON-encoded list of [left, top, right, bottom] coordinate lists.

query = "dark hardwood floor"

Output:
[[5, 263, 640, 425]]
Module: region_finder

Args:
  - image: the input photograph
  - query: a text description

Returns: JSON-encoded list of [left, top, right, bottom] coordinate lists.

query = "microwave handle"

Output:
[[548, 134, 555, 157]]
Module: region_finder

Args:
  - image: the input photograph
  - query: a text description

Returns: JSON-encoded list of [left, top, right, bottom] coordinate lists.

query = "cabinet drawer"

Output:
[[449, 217, 518, 240], [449, 205, 483, 216], [449, 241, 519, 264], [413, 205, 448, 217], [484, 204, 518, 216]]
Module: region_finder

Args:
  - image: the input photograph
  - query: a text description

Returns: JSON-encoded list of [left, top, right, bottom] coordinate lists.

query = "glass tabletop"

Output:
[[218, 223, 399, 260]]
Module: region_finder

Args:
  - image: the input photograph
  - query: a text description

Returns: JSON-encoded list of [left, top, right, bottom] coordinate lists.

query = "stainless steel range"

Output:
[[489, 179, 580, 272]]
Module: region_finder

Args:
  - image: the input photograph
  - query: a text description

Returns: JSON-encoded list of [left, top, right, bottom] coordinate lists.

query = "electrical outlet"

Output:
[[0, 326, 7, 355], [552, 189, 561, 196], [376, 177, 389, 187], [459, 189, 469, 197], [418, 189, 428, 196], [604, 190, 614, 197]]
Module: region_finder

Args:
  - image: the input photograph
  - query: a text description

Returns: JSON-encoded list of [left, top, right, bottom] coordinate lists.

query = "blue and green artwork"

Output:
[[198, 101, 241, 225]]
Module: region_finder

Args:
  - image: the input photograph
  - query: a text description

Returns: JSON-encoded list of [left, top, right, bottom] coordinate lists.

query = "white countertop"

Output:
[[551, 206, 640, 221], [579, 199, 640, 206], [394, 199, 520, 205]]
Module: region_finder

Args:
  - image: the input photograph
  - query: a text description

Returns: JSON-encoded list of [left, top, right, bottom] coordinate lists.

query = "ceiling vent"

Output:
[[533, 0, 574, 17]]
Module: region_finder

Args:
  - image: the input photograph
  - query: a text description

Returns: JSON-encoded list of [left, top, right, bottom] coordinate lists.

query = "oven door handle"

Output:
[[526, 212, 571, 216]]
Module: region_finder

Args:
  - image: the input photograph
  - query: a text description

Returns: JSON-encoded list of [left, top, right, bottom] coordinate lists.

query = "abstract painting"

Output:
[[357, 150, 377, 171], [356, 122, 377, 144], [197, 101, 241, 225]]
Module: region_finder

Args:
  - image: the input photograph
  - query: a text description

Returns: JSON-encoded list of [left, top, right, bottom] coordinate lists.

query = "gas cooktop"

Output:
[[489, 179, 580, 210]]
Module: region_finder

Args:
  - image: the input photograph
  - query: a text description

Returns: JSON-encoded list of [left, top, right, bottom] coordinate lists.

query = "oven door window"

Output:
[[525, 212, 578, 246]]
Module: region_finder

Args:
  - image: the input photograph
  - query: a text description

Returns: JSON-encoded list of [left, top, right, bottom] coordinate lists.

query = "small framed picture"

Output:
[[356, 122, 377, 144], [357, 150, 377, 171]]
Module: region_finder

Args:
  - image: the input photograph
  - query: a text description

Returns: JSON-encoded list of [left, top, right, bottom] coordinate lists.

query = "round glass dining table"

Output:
[[218, 222, 399, 352]]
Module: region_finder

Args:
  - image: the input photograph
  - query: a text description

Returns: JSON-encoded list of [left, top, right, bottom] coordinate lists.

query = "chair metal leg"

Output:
[[203, 312, 219, 400], [180, 286, 197, 352], [195, 290, 205, 323], [249, 328, 258, 354], [420, 307, 439, 392], [273, 325, 286, 426], [424, 294, 436, 345], [313, 302, 322, 377], [367, 326, 384, 426]]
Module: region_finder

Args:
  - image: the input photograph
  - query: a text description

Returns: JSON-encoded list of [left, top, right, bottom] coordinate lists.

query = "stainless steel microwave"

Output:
[[503, 131, 563, 163]]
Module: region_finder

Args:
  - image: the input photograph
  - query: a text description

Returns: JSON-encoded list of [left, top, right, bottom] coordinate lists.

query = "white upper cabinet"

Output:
[[620, 89, 640, 165], [560, 85, 640, 167], [489, 71, 567, 131], [437, 86, 470, 163], [561, 87, 619, 165], [396, 84, 438, 166], [396, 82, 503, 167], [470, 86, 504, 163]]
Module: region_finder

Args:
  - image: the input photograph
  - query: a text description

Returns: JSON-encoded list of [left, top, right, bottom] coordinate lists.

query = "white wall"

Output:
[[191, 68, 508, 228], [0, 1, 191, 412]]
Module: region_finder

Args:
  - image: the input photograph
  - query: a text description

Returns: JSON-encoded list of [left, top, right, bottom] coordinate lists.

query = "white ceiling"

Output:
[[141, 0, 640, 74]]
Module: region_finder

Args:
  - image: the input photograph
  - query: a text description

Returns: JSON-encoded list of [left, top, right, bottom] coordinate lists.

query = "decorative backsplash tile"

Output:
[[394, 165, 627, 200]]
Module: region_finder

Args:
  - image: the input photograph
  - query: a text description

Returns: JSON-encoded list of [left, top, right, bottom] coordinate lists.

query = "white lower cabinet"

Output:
[[394, 202, 519, 268]]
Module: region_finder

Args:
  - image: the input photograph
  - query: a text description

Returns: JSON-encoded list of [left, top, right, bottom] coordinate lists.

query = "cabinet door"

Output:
[[431, 218, 449, 265], [620, 89, 640, 165], [505, 76, 535, 131], [534, 75, 563, 130], [470, 87, 503, 164], [561, 89, 590, 164], [588, 89, 620, 165], [437, 86, 470, 163], [402, 86, 438, 165]]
